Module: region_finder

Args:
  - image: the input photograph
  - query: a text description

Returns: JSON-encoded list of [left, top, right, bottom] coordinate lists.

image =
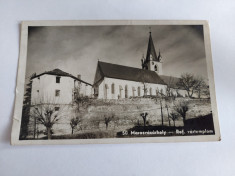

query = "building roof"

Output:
[[146, 32, 160, 62], [159, 75, 184, 89], [96, 61, 166, 85], [31, 69, 92, 86]]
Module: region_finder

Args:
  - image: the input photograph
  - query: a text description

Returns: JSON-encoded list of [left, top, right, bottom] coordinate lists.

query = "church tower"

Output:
[[141, 31, 163, 75]]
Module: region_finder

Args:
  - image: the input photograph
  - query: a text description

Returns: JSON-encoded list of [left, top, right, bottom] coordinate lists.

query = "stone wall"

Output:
[[26, 97, 212, 139]]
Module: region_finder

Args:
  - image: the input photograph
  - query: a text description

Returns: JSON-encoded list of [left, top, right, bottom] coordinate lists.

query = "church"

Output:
[[93, 32, 187, 99]]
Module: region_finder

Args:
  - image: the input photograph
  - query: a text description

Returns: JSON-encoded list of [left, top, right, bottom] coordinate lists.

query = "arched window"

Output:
[[154, 65, 158, 71], [104, 84, 109, 99], [111, 83, 115, 94], [156, 88, 159, 96], [125, 85, 128, 98], [132, 87, 136, 97], [138, 87, 141, 96], [119, 85, 123, 99]]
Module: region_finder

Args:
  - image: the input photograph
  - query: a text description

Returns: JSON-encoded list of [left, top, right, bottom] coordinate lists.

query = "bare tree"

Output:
[[194, 76, 207, 99], [159, 96, 164, 126], [140, 112, 148, 127], [104, 113, 115, 130], [31, 104, 66, 139], [104, 117, 111, 130], [177, 73, 199, 98], [73, 85, 91, 111], [30, 97, 67, 139], [202, 85, 210, 99], [70, 116, 81, 134], [174, 101, 189, 126], [165, 76, 175, 97], [169, 112, 179, 128], [165, 104, 171, 126]]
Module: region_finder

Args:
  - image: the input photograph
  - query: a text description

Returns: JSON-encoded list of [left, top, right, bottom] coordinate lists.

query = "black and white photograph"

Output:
[[11, 20, 220, 145]]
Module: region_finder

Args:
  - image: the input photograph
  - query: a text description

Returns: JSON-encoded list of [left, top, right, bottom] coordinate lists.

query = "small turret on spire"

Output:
[[141, 54, 146, 69], [158, 49, 162, 62]]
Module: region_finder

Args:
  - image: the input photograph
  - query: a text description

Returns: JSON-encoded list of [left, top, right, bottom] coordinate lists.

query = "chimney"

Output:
[[77, 74, 81, 80]]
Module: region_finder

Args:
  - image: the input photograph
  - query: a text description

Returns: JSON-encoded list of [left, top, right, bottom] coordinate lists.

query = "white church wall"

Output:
[[97, 81, 105, 99], [178, 89, 188, 97], [98, 77, 167, 99], [170, 88, 188, 97]]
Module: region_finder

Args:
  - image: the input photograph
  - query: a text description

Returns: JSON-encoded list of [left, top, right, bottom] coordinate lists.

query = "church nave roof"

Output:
[[96, 61, 166, 85]]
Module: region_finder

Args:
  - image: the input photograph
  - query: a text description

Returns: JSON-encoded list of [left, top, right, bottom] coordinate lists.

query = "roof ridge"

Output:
[[98, 61, 157, 73], [31, 68, 92, 86]]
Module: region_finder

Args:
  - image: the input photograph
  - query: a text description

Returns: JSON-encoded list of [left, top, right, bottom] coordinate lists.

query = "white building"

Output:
[[28, 69, 93, 138], [30, 69, 93, 105], [93, 61, 167, 99]]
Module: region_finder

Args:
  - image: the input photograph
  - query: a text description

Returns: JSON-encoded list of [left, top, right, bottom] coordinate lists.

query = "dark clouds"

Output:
[[26, 25, 207, 84]]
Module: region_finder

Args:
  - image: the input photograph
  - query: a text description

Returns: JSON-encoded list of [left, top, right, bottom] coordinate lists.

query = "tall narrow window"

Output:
[[150, 88, 152, 96], [56, 76, 61, 83], [156, 88, 159, 96], [104, 84, 109, 99], [132, 87, 136, 97], [119, 85, 123, 99], [111, 83, 115, 94], [55, 90, 60, 97], [125, 85, 128, 98], [138, 87, 141, 96], [154, 65, 158, 71]]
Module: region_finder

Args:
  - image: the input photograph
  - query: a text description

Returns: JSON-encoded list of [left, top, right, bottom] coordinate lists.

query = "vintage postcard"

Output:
[[11, 20, 220, 145]]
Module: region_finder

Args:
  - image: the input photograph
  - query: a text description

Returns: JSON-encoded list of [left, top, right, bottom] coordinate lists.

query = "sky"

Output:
[[26, 25, 208, 84]]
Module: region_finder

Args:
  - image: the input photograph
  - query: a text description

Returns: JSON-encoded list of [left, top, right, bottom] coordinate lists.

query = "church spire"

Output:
[[141, 29, 163, 75], [146, 30, 159, 62]]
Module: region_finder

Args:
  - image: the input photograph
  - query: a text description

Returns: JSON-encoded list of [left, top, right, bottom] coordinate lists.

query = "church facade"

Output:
[[93, 61, 167, 99], [93, 32, 187, 99]]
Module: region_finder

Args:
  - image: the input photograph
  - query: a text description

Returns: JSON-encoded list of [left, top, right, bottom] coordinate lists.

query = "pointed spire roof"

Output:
[[146, 32, 159, 62]]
